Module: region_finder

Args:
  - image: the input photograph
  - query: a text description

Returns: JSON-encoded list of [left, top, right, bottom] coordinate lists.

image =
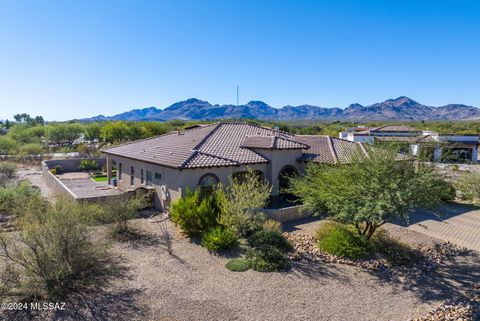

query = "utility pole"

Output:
[[236, 86, 239, 107]]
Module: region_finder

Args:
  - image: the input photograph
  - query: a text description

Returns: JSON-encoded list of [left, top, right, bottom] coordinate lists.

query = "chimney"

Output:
[[273, 126, 279, 136]]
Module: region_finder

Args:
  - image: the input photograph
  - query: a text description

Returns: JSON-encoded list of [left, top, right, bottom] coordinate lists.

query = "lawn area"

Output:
[[91, 175, 108, 182]]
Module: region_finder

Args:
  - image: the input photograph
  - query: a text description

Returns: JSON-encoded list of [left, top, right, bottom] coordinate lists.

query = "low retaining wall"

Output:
[[41, 161, 77, 200], [43, 157, 106, 172], [41, 158, 113, 202], [263, 205, 309, 222]]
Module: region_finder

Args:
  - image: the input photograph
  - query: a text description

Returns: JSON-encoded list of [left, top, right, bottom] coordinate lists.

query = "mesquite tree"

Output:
[[290, 148, 454, 239]]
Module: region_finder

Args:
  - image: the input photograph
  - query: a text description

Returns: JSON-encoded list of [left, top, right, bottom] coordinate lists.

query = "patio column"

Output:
[[472, 146, 478, 162], [106, 156, 113, 185]]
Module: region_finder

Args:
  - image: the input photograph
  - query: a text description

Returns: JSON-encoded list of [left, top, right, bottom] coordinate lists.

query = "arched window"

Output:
[[198, 173, 219, 188]]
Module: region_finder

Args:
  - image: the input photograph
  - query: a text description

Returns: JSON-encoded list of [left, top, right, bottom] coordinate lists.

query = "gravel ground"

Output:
[[67, 218, 475, 321], [3, 217, 478, 321]]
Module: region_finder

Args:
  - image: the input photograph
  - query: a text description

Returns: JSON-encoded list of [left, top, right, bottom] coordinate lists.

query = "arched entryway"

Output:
[[278, 165, 298, 200]]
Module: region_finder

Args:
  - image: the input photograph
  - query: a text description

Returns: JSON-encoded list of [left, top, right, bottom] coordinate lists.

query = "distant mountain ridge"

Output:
[[82, 96, 480, 122]]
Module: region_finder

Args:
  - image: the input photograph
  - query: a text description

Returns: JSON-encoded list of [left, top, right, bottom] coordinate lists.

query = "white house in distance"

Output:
[[103, 122, 368, 212], [339, 125, 479, 162]]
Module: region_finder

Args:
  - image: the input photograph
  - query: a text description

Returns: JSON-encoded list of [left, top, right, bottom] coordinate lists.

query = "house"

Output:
[[339, 125, 479, 163], [103, 122, 367, 212]]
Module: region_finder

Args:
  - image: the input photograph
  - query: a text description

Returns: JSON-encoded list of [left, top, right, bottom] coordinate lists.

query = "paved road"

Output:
[[401, 203, 480, 252]]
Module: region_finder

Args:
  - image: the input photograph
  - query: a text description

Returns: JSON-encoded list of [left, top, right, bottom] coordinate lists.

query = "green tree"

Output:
[[46, 123, 83, 146], [290, 148, 452, 239], [101, 122, 130, 143]]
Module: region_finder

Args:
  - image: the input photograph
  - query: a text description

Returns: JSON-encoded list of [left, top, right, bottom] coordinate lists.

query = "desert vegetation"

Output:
[[170, 169, 293, 272]]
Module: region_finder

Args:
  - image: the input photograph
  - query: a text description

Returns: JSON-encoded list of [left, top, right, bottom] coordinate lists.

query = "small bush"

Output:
[[0, 180, 45, 217], [79, 159, 98, 171], [316, 223, 371, 260], [0, 162, 16, 179], [54, 164, 63, 174], [170, 188, 220, 236], [247, 229, 293, 253], [262, 219, 282, 233], [247, 245, 290, 272], [225, 259, 250, 272], [201, 226, 238, 252], [455, 171, 480, 204]]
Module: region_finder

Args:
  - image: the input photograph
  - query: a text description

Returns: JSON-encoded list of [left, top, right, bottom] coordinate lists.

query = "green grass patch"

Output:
[[92, 176, 108, 182], [225, 259, 251, 272]]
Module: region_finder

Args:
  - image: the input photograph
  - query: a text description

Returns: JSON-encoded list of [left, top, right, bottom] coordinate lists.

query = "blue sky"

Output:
[[1, 0, 479, 120]]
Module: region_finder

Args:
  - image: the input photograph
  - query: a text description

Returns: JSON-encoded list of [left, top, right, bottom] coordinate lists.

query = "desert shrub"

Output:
[[316, 223, 371, 260], [262, 219, 282, 233], [170, 188, 220, 236], [0, 162, 16, 179], [18, 143, 43, 160], [0, 180, 44, 217], [455, 171, 480, 205], [247, 245, 290, 272], [79, 159, 98, 171], [201, 226, 238, 252], [247, 229, 293, 253], [0, 197, 111, 300], [102, 194, 148, 236], [225, 259, 250, 272], [217, 169, 272, 237]]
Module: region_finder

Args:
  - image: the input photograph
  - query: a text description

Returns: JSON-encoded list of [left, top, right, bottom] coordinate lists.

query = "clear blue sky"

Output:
[[1, 0, 479, 121]]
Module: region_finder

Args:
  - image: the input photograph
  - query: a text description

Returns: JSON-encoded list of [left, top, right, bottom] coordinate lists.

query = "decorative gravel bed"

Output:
[[412, 284, 480, 321], [283, 232, 463, 279], [284, 232, 479, 321]]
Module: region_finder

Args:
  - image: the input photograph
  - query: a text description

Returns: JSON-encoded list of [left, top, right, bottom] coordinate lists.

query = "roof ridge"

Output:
[[178, 150, 199, 169], [191, 123, 222, 151], [327, 136, 339, 163]]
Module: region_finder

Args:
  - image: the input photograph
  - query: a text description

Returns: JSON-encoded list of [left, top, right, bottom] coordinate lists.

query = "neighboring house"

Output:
[[103, 122, 367, 212], [339, 125, 479, 163]]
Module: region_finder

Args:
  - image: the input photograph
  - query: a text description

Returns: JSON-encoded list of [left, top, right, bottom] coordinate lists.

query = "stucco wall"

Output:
[[107, 148, 304, 212], [262, 205, 308, 222], [41, 161, 76, 199]]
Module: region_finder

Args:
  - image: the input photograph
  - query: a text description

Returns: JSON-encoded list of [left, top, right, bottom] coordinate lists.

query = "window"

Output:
[[198, 173, 219, 188], [118, 163, 122, 180], [146, 170, 153, 186], [141, 169, 144, 184], [130, 166, 134, 186], [155, 173, 162, 180]]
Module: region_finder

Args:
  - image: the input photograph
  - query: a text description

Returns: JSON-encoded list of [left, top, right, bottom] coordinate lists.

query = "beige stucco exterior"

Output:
[[106, 148, 304, 213]]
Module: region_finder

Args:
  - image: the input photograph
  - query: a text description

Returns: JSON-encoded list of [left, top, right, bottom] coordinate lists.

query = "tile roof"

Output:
[[370, 125, 418, 133], [296, 136, 368, 164], [103, 122, 367, 169], [241, 135, 309, 150]]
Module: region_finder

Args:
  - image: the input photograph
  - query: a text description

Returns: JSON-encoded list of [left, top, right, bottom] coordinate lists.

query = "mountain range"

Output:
[[82, 96, 480, 122]]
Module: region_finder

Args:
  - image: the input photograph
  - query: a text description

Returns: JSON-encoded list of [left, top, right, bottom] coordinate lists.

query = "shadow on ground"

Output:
[[0, 254, 147, 321]]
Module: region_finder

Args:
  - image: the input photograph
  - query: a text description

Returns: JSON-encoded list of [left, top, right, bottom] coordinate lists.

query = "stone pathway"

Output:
[[402, 203, 480, 252]]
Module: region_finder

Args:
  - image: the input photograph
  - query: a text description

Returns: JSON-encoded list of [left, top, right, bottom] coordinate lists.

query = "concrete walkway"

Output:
[[401, 203, 480, 252]]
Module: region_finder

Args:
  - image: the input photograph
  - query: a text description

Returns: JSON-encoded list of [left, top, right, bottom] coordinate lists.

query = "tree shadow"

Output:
[[397, 202, 480, 226], [287, 260, 352, 283], [367, 249, 480, 303], [1, 254, 146, 321]]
